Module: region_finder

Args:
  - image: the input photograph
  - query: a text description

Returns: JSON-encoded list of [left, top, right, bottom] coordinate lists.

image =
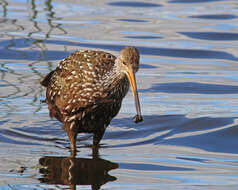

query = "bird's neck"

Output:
[[103, 63, 123, 87], [102, 63, 129, 99]]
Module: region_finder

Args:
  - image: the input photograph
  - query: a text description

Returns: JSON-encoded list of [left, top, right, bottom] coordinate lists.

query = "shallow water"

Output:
[[0, 0, 238, 189]]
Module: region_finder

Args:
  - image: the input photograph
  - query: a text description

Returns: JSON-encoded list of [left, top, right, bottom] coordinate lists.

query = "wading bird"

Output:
[[41, 46, 143, 152]]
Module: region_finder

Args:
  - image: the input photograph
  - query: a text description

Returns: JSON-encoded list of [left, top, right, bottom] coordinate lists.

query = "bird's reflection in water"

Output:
[[38, 148, 118, 190]]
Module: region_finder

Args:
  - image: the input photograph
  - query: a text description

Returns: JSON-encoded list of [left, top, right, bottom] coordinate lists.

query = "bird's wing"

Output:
[[44, 50, 117, 120]]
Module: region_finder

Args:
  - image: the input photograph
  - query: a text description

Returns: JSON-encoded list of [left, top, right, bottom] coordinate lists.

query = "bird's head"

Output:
[[117, 46, 140, 73], [116, 46, 143, 123]]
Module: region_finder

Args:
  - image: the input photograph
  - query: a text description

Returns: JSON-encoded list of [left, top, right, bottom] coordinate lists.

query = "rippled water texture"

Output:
[[1, 0, 238, 189]]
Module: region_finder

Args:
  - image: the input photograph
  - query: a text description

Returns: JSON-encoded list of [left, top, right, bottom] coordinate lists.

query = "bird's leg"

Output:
[[93, 129, 105, 147], [68, 130, 77, 153], [92, 144, 99, 159], [63, 122, 78, 155], [92, 131, 103, 160]]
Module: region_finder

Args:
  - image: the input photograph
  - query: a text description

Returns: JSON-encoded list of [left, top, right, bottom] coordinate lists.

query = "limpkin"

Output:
[[41, 46, 143, 152]]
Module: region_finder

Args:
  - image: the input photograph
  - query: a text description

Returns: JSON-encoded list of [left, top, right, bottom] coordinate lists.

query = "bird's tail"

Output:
[[40, 70, 55, 87]]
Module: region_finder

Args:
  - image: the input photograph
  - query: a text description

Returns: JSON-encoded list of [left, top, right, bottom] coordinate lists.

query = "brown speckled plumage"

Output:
[[41, 46, 142, 152]]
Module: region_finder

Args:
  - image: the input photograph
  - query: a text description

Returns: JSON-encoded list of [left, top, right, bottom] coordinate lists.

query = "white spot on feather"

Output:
[[52, 91, 57, 97], [65, 105, 71, 110], [70, 122, 74, 130], [68, 115, 76, 122], [67, 76, 73, 80], [64, 116, 68, 122]]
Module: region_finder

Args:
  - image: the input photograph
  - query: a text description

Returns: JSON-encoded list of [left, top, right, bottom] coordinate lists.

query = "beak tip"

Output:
[[133, 114, 143, 123]]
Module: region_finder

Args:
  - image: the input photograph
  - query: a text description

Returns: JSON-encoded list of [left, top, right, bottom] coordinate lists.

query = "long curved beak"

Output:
[[125, 66, 143, 123]]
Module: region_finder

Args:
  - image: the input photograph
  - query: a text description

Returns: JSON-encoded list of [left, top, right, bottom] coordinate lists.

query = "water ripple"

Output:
[[189, 14, 238, 20], [107, 115, 238, 154], [180, 32, 238, 41], [1, 38, 237, 61], [140, 82, 238, 94], [117, 19, 148, 23], [119, 162, 194, 171], [169, 0, 224, 3], [108, 1, 161, 7], [125, 36, 161, 39]]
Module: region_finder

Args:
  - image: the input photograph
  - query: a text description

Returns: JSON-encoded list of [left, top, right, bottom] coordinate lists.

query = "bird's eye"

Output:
[[122, 61, 126, 65]]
